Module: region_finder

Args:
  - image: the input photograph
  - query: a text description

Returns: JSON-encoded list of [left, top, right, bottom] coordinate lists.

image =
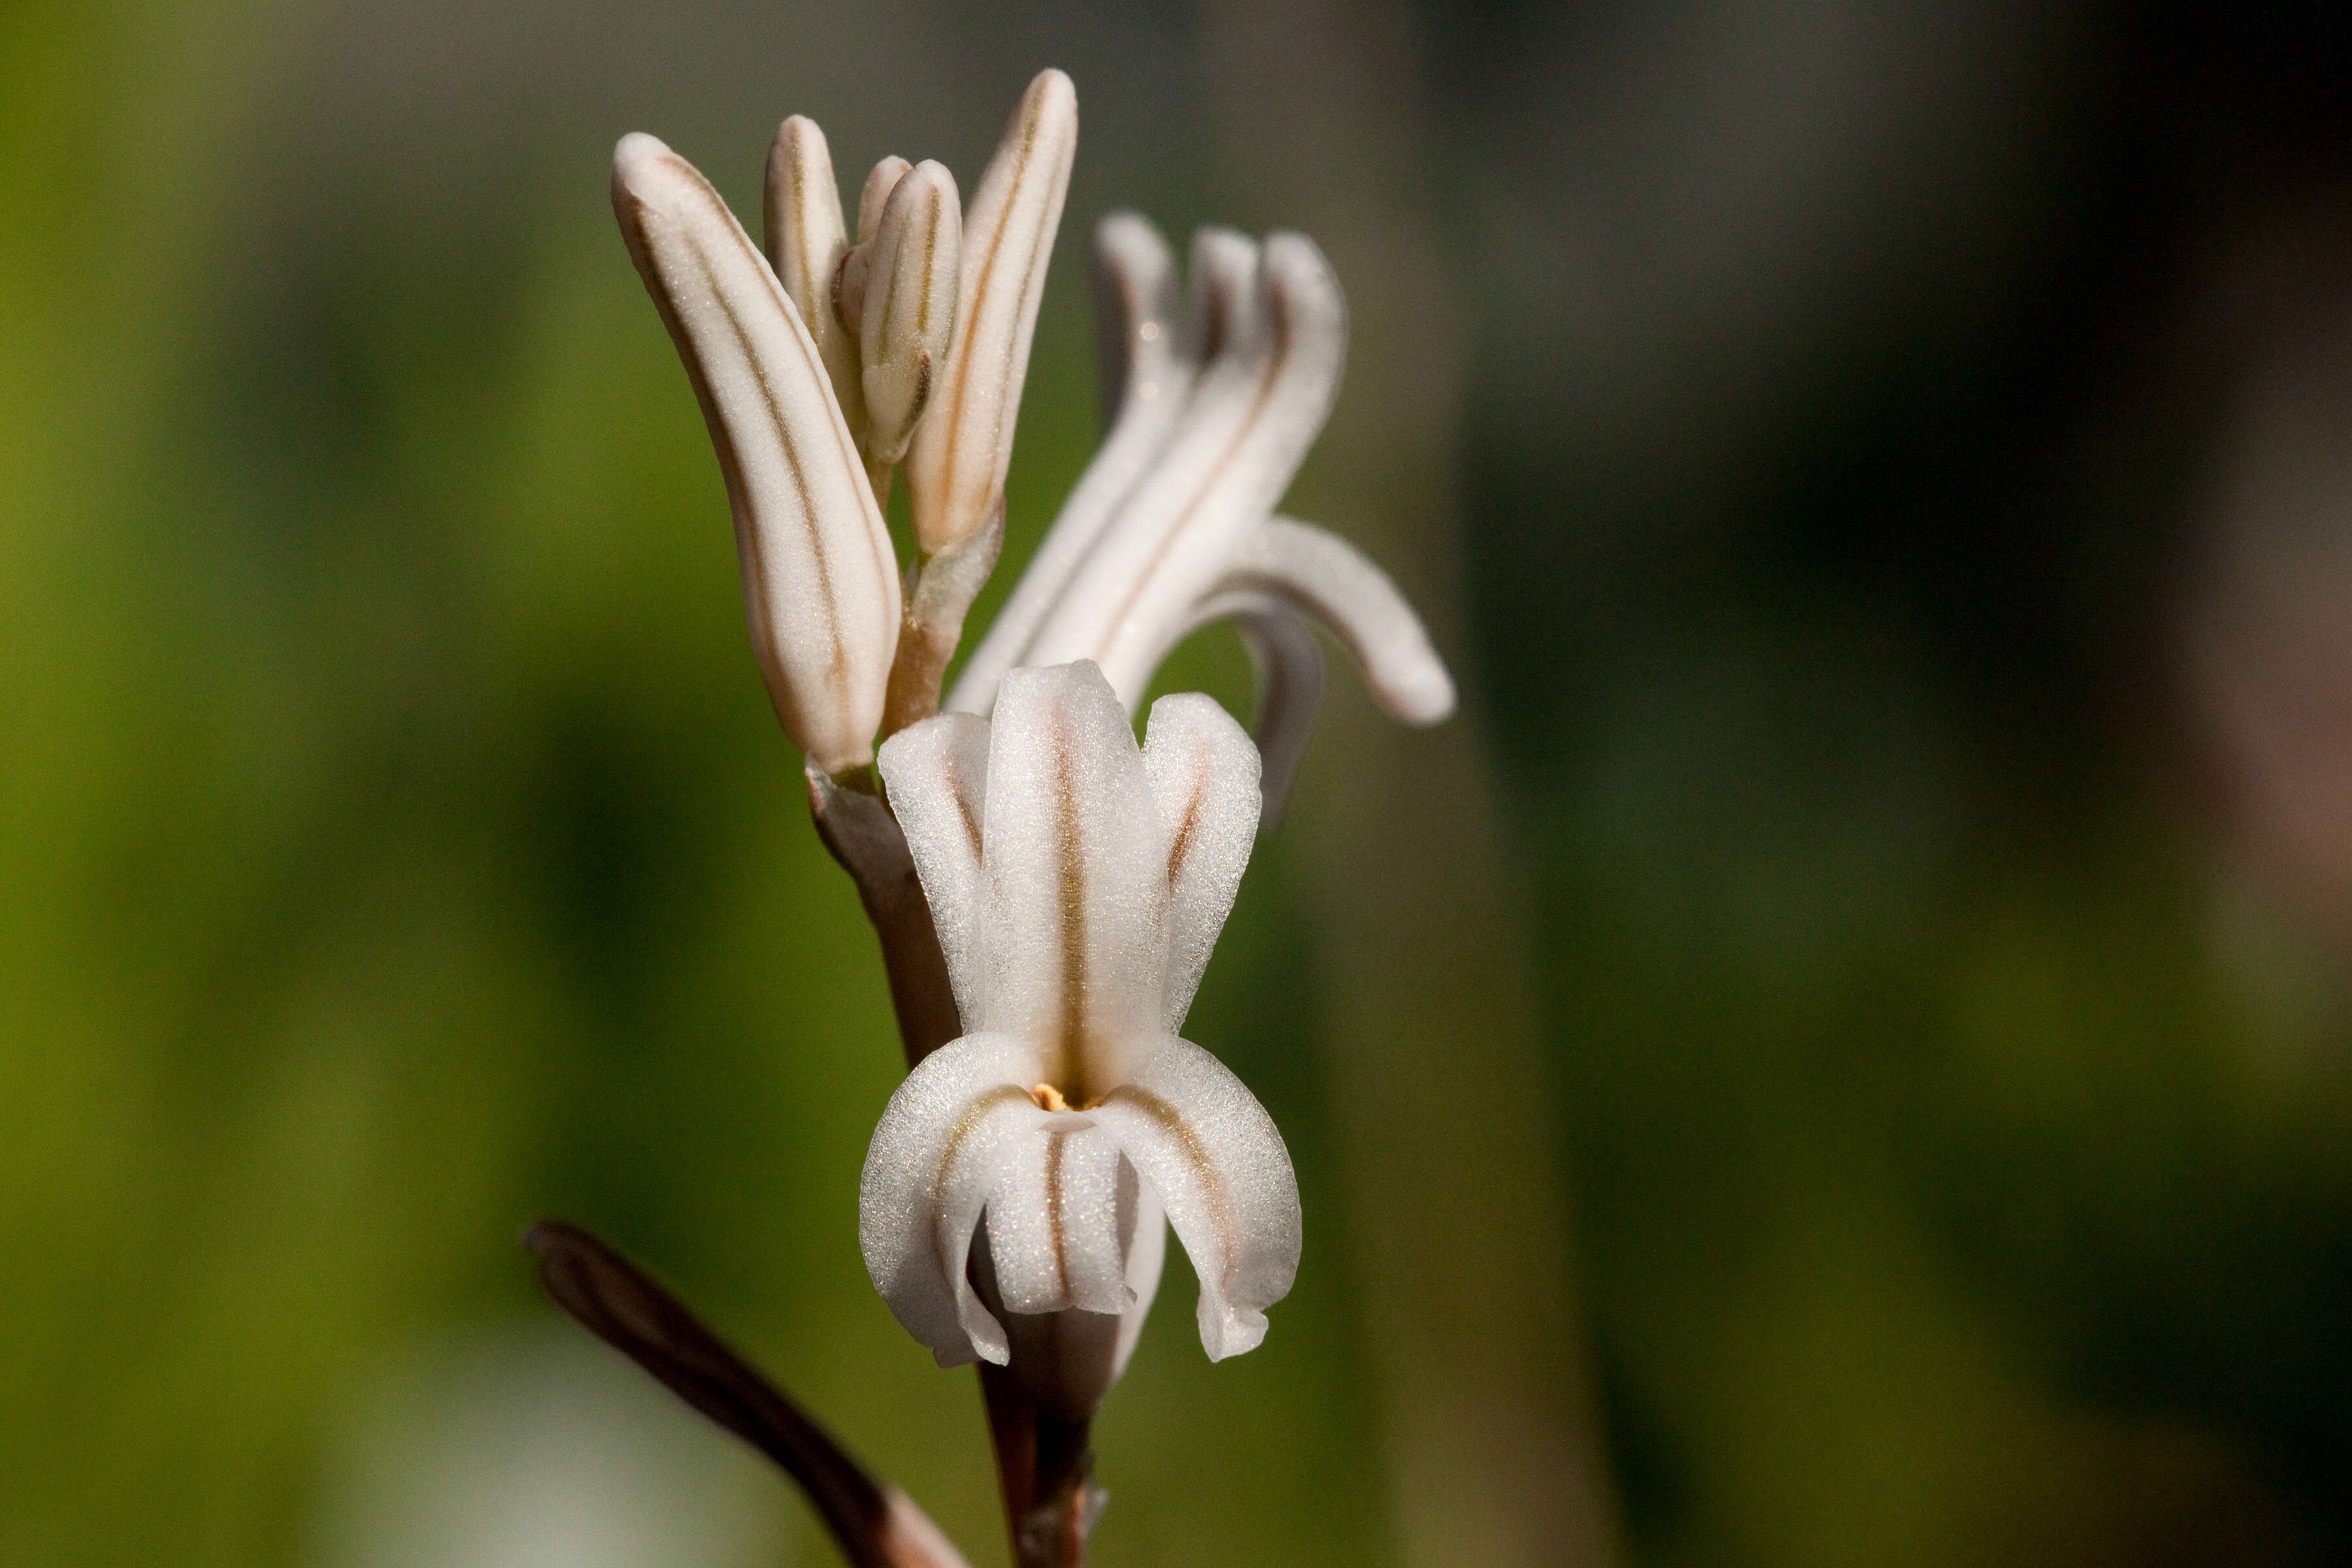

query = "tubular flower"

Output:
[[861, 661, 1300, 1389], [948, 215, 1456, 811]]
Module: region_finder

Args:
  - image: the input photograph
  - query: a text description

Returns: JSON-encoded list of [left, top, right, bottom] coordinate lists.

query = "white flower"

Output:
[[612, 132, 901, 777], [948, 215, 1456, 809], [859, 661, 1300, 1384]]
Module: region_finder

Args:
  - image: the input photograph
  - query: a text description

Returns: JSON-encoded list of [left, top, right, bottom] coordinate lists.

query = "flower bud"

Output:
[[613, 133, 900, 774], [764, 116, 865, 446], [833, 155, 911, 337], [860, 160, 962, 465], [904, 69, 1077, 555]]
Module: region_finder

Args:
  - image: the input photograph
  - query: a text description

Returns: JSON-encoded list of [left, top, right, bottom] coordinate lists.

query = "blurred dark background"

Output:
[[6, 1, 2351, 1563]]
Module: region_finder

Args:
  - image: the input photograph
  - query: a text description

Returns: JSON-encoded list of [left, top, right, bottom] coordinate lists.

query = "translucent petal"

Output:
[[612, 133, 898, 774], [858, 1033, 1049, 1367], [985, 1120, 1130, 1315], [977, 664, 1168, 1090], [876, 712, 992, 1026], [1092, 1036, 1300, 1360], [904, 69, 1078, 555], [1224, 595, 1325, 826], [1139, 693, 1262, 1030], [1109, 1170, 1167, 1385]]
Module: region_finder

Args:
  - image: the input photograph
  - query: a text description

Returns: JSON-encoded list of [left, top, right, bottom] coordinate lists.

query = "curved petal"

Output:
[[859, 1033, 1050, 1367], [904, 69, 1078, 555], [1226, 517, 1455, 725], [979, 1154, 1168, 1419], [1225, 596, 1325, 827], [612, 133, 899, 775], [979, 664, 1168, 1088], [1109, 1165, 1167, 1385], [945, 214, 1195, 716], [1140, 693, 1262, 1029], [877, 712, 992, 1025], [1091, 1037, 1300, 1360], [1028, 233, 1349, 710], [985, 1119, 1130, 1315]]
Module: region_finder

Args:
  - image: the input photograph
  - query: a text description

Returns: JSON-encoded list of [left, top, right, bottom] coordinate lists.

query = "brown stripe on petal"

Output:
[[937, 89, 1059, 531], [1090, 267, 1301, 662], [662, 174, 857, 717], [930, 1083, 1031, 1286], [954, 786, 983, 862], [1165, 742, 1210, 887], [1043, 1128, 1070, 1302], [1101, 1083, 1236, 1288], [1051, 704, 1090, 1098]]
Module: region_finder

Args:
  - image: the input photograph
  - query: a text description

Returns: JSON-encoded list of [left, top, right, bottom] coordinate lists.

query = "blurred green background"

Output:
[[7, 1, 2352, 1564]]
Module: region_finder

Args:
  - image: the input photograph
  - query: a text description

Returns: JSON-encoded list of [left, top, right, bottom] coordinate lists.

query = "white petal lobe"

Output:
[[763, 116, 865, 448], [985, 1120, 1130, 1315], [1228, 517, 1456, 725], [862, 160, 962, 464], [979, 664, 1168, 1080], [859, 1033, 1049, 1366], [947, 213, 1188, 716], [905, 69, 1079, 554], [877, 712, 992, 1025], [1090, 1036, 1300, 1360], [1140, 693, 1261, 1029]]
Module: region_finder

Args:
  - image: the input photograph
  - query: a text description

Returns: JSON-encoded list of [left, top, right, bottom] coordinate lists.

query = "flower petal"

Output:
[[763, 116, 866, 449], [945, 213, 1191, 716], [859, 1032, 1050, 1367], [981, 1156, 1167, 1418], [1223, 595, 1325, 826], [1109, 1169, 1167, 1385], [904, 69, 1079, 555], [1092, 1036, 1300, 1360], [876, 711, 991, 1026], [1224, 517, 1455, 725], [985, 1119, 1130, 1315], [979, 663, 1168, 1088], [856, 155, 912, 246], [1139, 693, 1262, 1030], [613, 133, 900, 774], [1022, 233, 1348, 711]]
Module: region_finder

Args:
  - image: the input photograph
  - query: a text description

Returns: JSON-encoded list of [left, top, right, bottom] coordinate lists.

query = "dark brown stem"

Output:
[[980, 1364, 1100, 1568], [525, 1221, 961, 1568], [806, 766, 963, 1066]]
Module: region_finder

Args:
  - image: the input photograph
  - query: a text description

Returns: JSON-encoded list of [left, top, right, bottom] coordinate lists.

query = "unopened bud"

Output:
[[614, 133, 900, 774], [766, 116, 866, 446], [834, 155, 913, 337], [904, 69, 1077, 555], [861, 160, 961, 465]]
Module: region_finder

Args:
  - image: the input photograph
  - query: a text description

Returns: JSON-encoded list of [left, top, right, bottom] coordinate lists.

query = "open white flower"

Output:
[[860, 661, 1299, 1385]]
